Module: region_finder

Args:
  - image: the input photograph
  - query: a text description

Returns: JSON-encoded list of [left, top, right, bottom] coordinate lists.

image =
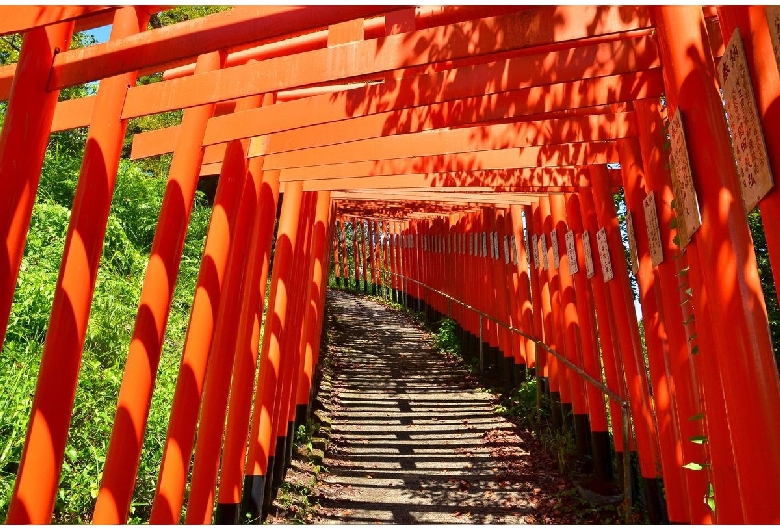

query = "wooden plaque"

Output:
[[566, 230, 579, 275], [718, 28, 774, 213], [550, 228, 560, 269], [668, 108, 701, 249], [583, 230, 595, 279], [540, 233, 549, 271], [626, 211, 640, 276], [596, 228, 614, 282], [643, 191, 663, 268], [532, 234, 540, 269], [503, 236, 510, 265], [482, 232, 487, 257]]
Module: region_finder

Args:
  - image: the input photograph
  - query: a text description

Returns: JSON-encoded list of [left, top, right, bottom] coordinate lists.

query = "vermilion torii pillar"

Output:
[[563, 193, 612, 482], [634, 96, 744, 523], [590, 166, 664, 523], [242, 181, 305, 521], [8, 9, 147, 524], [654, 6, 780, 523], [216, 165, 281, 524], [549, 194, 590, 458], [0, 21, 75, 352], [617, 137, 700, 524]]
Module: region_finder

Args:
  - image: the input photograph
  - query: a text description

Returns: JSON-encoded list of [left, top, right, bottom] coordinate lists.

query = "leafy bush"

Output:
[[0, 145, 211, 522]]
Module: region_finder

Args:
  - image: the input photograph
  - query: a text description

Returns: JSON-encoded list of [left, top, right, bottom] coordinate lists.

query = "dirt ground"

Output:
[[268, 289, 632, 525]]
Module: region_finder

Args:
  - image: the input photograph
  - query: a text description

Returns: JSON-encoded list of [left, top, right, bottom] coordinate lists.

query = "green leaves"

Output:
[[0, 138, 212, 522], [683, 462, 704, 471]]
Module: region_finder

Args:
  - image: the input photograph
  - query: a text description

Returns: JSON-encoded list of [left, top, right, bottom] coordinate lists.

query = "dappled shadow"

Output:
[[312, 290, 567, 524]]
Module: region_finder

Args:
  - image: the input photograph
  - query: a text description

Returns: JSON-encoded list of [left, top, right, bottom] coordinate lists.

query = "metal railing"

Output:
[[383, 271, 633, 507]]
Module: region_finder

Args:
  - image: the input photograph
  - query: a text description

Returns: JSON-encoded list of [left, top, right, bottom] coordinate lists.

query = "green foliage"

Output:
[[148, 6, 230, 28], [0, 129, 211, 521], [748, 208, 780, 365], [432, 318, 460, 354]]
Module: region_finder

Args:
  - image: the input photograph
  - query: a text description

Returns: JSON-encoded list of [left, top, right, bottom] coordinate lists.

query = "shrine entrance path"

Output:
[[303, 289, 568, 524]]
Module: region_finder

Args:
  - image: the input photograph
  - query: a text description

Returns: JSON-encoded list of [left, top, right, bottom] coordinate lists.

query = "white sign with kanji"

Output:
[[583, 230, 595, 279], [643, 191, 663, 267], [550, 229, 560, 269], [668, 108, 702, 249], [540, 234, 549, 271], [597, 228, 614, 282], [532, 234, 540, 269], [718, 28, 774, 213], [565, 230, 578, 275]]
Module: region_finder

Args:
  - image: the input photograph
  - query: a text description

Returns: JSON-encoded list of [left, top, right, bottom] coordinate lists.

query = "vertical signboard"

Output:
[[668, 108, 702, 249], [583, 230, 595, 279], [565, 230, 578, 275], [718, 27, 774, 213], [643, 191, 663, 267], [596, 228, 614, 282], [550, 229, 560, 269]]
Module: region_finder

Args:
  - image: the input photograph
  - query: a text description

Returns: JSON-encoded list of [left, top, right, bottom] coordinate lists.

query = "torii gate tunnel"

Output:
[[2, 4, 780, 525]]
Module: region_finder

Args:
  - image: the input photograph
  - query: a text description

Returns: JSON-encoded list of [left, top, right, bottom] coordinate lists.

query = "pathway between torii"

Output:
[[270, 290, 625, 524]]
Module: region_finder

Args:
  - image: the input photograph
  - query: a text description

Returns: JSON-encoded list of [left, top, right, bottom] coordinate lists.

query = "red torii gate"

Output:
[[0, 4, 779, 526]]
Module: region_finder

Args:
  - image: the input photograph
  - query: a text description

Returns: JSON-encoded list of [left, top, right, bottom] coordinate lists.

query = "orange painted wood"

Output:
[[118, 7, 652, 118], [0, 20, 74, 356], [162, 7, 534, 79], [0, 6, 113, 36], [273, 141, 618, 179], [50, 95, 95, 132], [654, 6, 780, 522], [718, 7, 780, 363], [577, 187, 627, 452], [217, 165, 280, 511], [245, 179, 305, 482], [193, 35, 657, 144], [129, 69, 657, 156], [295, 191, 332, 409], [550, 194, 588, 414], [144, 94, 256, 524], [8, 9, 146, 524], [95, 51, 225, 525], [590, 165, 660, 479], [184, 97, 263, 523], [252, 114, 635, 170], [563, 193, 607, 430], [294, 167, 621, 191], [256, 84, 650, 155], [617, 137, 696, 523], [634, 95, 744, 523], [45, 6, 392, 91]]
